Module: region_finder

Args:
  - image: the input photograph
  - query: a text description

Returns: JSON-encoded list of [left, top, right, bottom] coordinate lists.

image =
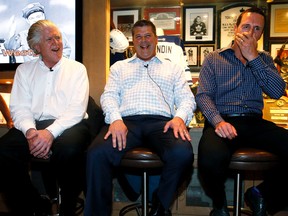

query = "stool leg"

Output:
[[234, 171, 242, 216], [142, 171, 149, 216]]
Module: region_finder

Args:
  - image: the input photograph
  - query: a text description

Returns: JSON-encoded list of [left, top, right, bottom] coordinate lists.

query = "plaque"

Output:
[[263, 96, 288, 128]]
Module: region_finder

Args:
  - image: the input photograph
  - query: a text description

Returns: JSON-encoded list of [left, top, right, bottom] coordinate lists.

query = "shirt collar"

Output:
[[219, 41, 234, 53], [127, 54, 164, 64], [38, 57, 63, 72]]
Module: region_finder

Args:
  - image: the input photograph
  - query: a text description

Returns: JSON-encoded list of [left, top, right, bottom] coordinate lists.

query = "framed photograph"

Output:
[[218, 4, 254, 48], [144, 7, 181, 36], [185, 45, 198, 66], [199, 45, 214, 66], [270, 42, 288, 72], [183, 6, 215, 43], [112, 8, 141, 42], [0, 0, 82, 71], [269, 3, 288, 38]]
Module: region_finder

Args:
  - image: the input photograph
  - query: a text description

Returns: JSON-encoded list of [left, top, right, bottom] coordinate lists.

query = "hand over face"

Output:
[[235, 32, 258, 61]]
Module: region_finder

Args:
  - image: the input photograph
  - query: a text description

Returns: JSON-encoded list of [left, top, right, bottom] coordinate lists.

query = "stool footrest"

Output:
[[119, 202, 152, 216], [228, 206, 252, 216]]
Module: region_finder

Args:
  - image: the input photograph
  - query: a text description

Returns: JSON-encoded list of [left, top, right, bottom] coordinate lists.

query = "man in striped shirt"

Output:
[[196, 7, 288, 216]]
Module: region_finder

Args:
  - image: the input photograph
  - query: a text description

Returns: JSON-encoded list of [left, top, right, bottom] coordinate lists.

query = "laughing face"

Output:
[[132, 26, 157, 61], [35, 26, 63, 68]]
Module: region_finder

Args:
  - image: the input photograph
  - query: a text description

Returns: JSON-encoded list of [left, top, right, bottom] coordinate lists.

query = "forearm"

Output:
[[249, 55, 286, 98], [196, 93, 223, 128]]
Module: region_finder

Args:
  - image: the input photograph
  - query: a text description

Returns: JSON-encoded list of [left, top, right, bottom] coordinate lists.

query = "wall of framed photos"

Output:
[[111, 1, 288, 75]]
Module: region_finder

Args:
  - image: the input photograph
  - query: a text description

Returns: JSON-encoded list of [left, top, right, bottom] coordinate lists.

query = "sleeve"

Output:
[[195, 58, 224, 127], [173, 65, 197, 125], [249, 53, 286, 99], [9, 65, 36, 134], [100, 63, 122, 124]]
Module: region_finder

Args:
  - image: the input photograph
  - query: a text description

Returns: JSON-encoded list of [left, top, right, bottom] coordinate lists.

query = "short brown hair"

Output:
[[132, 20, 157, 37], [235, 7, 266, 27]]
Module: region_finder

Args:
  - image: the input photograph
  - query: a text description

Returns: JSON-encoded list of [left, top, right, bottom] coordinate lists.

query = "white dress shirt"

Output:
[[10, 57, 89, 137]]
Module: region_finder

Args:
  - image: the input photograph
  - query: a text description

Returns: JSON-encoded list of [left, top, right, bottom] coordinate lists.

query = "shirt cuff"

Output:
[[46, 122, 63, 138], [19, 120, 36, 136], [211, 115, 224, 128], [108, 112, 123, 124], [175, 110, 189, 125]]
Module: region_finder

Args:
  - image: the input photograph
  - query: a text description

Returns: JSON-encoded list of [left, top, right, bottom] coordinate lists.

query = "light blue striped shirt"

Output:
[[101, 55, 196, 125]]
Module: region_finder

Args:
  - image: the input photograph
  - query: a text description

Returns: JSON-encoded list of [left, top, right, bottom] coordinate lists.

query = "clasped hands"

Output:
[[26, 128, 54, 159], [104, 117, 191, 151]]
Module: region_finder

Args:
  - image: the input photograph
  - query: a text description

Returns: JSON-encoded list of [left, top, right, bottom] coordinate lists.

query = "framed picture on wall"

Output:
[[218, 4, 254, 48], [184, 45, 198, 66], [144, 7, 181, 36], [199, 45, 214, 66], [112, 8, 141, 41], [270, 42, 288, 73], [183, 6, 215, 43], [269, 3, 288, 39], [0, 0, 82, 71]]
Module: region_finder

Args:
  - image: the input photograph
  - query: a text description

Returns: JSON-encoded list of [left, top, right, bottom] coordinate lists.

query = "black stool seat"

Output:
[[230, 148, 279, 170], [121, 147, 164, 168], [229, 148, 279, 216], [119, 147, 163, 216]]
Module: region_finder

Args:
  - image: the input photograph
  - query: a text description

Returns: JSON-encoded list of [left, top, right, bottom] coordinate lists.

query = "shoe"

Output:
[[34, 195, 52, 216], [209, 206, 229, 216], [244, 186, 268, 216], [148, 192, 172, 216]]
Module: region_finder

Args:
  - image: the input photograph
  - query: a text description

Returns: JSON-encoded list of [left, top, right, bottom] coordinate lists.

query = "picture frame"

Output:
[[112, 8, 141, 42], [269, 3, 288, 39], [184, 45, 198, 66], [183, 6, 215, 44], [0, 0, 82, 71], [218, 3, 254, 48], [199, 45, 214, 66], [270, 42, 288, 72], [143, 7, 181, 36]]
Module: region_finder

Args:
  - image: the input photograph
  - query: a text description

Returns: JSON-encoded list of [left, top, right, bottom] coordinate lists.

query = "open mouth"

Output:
[[140, 44, 149, 50], [51, 48, 60, 52]]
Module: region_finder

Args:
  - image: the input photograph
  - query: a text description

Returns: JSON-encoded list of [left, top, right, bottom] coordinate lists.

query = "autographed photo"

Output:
[[0, 0, 76, 64]]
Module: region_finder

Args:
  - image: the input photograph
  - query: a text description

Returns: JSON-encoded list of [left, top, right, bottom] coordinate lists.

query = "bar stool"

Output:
[[229, 148, 279, 216], [30, 157, 61, 216], [31, 158, 85, 216], [119, 147, 164, 216]]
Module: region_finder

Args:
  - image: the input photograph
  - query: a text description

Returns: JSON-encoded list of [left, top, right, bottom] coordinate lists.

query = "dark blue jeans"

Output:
[[84, 115, 194, 216]]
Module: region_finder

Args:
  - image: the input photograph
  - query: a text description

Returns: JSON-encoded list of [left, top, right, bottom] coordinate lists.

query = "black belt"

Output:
[[221, 113, 262, 118]]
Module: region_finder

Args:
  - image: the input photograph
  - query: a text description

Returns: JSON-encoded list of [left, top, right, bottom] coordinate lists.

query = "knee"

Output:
[[198, 151, 229, 177], [167, 144, 194, 166], [86, 143, 110, 165]]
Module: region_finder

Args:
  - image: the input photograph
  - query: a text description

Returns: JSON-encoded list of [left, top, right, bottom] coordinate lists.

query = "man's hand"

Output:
[[235, 31, 258, 61], [26, 128, 54, 159], [215, 121, 237, 140], [104, 120, 128, 151], [163, 117, 191, 141], [6, 120, 14, 129]]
